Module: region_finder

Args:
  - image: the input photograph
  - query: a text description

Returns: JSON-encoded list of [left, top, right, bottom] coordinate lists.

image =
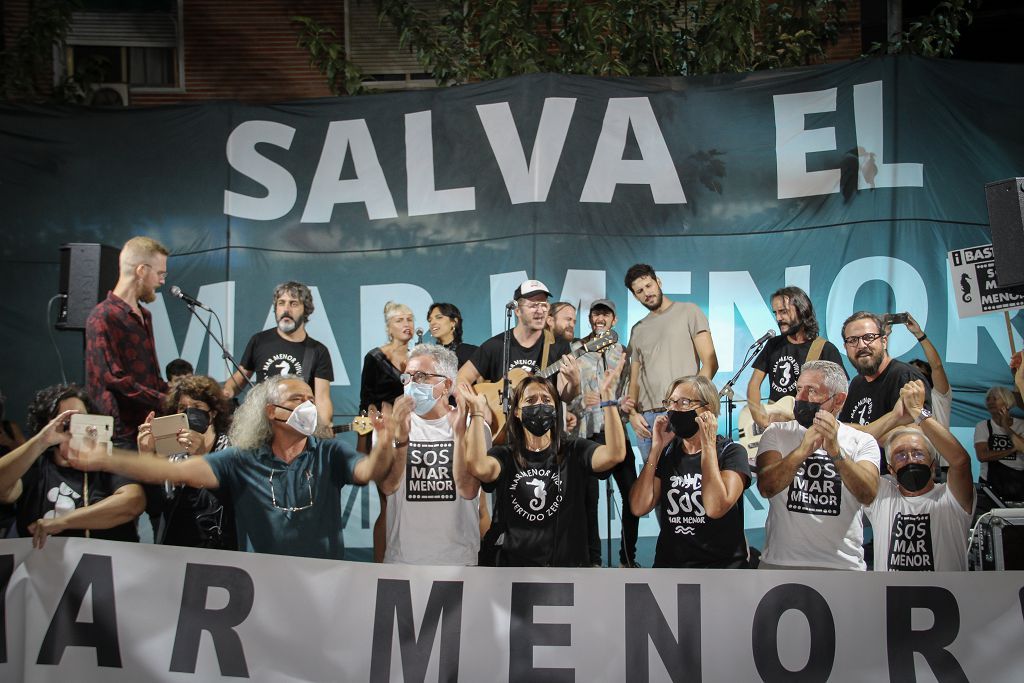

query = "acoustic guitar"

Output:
[[473, 329, 619, 442], [736, 396, 795, 464]]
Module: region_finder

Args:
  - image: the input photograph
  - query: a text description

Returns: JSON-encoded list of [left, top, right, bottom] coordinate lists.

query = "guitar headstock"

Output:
[[351, 415, 374, 436], [580, 329, 619, 354]]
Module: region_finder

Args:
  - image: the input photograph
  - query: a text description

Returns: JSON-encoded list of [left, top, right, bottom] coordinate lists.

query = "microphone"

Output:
[[505, 301, 518, 311], [415, 328, 424, 345], [170, 286, 211, 311], [751, 329, 776, 347]]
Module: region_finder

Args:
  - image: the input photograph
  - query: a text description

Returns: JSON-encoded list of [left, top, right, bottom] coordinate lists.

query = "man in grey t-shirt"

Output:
[[623, 264, 718, 460]]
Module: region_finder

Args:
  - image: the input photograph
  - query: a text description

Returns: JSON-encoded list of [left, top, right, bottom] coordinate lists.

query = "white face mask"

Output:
[[404, 381, 440, 416], [277, 400, 318, 436]]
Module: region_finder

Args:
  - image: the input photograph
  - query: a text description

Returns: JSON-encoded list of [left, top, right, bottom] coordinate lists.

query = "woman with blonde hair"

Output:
[[360, 301, 415, 414], [630, 375, 751, 568], [360, 301, 415, 561]]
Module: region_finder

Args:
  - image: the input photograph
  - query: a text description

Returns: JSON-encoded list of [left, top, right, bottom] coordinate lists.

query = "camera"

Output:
[[884, 312, 910, 325]]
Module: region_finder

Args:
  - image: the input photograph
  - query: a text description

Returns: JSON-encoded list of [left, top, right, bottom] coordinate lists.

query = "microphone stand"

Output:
[[500, 305, 515, 417], [182, 303, 255, 392], [719, 337, 770, 439]]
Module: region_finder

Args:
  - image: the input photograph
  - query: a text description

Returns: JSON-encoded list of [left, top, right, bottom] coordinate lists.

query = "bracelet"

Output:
[[470, 413, 485, 418], [599, 400, 619, 408], [916, 333, 927, 342], [392, 439, 409, 449]]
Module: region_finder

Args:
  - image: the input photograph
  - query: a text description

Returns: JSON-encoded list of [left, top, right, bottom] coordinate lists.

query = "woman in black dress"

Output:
[[360, 301, 415, 414], [427, 302, 477, 370], [360, 301, 415, 560]]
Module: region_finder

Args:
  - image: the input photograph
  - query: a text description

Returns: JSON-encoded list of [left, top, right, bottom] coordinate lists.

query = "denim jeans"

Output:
[[634, 410, 661, 462]]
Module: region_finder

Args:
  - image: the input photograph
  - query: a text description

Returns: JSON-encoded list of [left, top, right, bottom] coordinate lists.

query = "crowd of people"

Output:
[[1, 235, 1022, 574]]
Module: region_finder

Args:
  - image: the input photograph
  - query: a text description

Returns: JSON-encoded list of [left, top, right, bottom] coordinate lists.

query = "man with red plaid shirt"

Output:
[[85, 236, 169, 445]]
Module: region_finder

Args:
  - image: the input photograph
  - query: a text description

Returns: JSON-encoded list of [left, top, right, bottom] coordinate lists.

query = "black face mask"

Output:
[[520, 403, 557, 437], [793, 400, 821, 429], [668, 409, 700, 439], [896, 463, 933, 492], [186, 407, 211, 434]]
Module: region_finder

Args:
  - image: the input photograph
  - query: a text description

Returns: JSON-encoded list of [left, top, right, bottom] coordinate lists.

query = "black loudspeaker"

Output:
[[56, 243, 120, 330], [985, 177, 1024, 287]]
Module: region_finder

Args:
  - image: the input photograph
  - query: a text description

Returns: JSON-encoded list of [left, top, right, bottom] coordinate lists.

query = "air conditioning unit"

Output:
[[88, 83, 130, 107]]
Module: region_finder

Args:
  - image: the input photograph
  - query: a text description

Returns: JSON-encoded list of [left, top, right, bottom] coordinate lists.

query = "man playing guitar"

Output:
[[456, 279, 580, 433], [741, 287, 845, 458]]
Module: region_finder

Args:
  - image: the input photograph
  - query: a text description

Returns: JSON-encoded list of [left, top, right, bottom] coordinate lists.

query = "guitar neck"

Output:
[[332, 424, 352, 434], [537, 344, 593, 379]]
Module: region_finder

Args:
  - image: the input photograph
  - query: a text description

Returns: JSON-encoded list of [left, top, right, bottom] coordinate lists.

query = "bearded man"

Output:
[[838, 311, 931, 443], [622, 263, 718, 460], [224, 281, 334, 430], [85, 236, 170, 444]]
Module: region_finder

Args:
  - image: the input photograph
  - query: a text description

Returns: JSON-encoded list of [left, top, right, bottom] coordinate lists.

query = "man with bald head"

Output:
[[85, 236, 170, 444], [69, 375, 397, 559]]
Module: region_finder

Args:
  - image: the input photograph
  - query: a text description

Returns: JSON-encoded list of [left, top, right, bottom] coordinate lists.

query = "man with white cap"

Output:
[[457, 279, 580, 402]]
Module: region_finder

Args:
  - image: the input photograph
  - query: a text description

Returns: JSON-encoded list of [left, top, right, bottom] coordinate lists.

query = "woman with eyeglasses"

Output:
[[136, 374, 237, 549], [457, 365, 625, 567], [630, 376, 751, 568]]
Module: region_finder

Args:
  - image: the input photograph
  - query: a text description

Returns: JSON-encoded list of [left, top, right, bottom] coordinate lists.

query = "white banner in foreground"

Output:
[[1, 538, 1022, 682]]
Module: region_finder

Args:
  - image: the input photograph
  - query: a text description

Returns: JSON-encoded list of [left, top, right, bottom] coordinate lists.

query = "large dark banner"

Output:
[[2, 56, 1022, 450]]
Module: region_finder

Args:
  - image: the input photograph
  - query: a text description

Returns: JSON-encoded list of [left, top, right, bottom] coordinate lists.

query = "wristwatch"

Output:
[[828, 450, 847, 462], [913, 408, 932, 425]]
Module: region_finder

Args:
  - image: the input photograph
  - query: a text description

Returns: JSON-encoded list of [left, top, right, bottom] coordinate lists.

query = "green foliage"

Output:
[[374, 0, 849, 84], [291, 15, 366, 96], [0, 0, 80, 102], [868, 0, 977, 58]]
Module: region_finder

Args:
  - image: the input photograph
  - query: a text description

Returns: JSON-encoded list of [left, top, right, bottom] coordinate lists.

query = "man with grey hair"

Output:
[[225, 281, 334, 430], [756, 360, 881, 570], [379, 344, 491, 564], [864, 380, 974, 571], [69, 375, 396, 560], [85, 235, 170, 444]]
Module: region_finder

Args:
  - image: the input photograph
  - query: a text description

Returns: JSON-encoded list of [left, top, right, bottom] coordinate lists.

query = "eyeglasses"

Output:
[[843, 333, 884, 347], [141, 263, 168, 278], [891, 450, 931, 466], [795, 386, 834, 403], [269, 469, 314, 512], [663, 397, 707, 411], [520, 301, 550, 311], [400, 371, 447, 385]]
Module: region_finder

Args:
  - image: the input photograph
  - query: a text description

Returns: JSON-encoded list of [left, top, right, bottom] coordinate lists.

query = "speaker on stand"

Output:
[[56, 243, 120, 331], [985, 177, 1024, 288]]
